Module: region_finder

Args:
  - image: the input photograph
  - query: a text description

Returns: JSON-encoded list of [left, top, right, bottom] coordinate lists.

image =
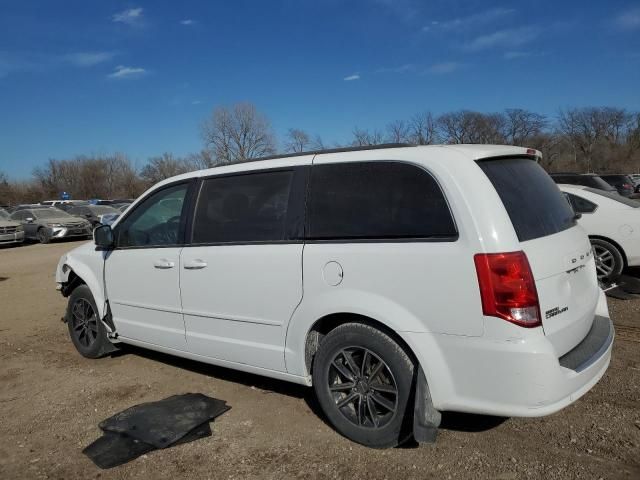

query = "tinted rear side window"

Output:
[[307, 161, 456, 240], [479, 158, 576, 242], [192, 170, 293, 244]]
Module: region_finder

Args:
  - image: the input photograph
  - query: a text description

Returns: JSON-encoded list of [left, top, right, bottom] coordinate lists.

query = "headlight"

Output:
[[15, 225, 23, 232], [48, 223, 62, 228]]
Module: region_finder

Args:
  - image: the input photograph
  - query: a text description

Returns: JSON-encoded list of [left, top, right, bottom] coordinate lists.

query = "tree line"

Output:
[[1, 103, 639, 205]]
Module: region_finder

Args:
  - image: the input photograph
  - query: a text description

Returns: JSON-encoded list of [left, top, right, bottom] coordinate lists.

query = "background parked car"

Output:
[[0, 208, 25, 246], [100, 212, 121, 226], [10, 207, 92, 243], [550, 173, 619, 193], [113, 203, 132, 212], [599, 174, 637, 197], [57, 200, 90, 212], [559, 184, 640, 282], [66, 204, 121, 228], [8, 204, 51, 213]]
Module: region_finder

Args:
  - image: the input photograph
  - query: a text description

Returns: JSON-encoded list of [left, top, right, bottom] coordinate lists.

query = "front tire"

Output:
[[590, 237, 624, 282], [66, 285, 111, 358], [312, 323, 415, 448], [37, 227, 51, 244]]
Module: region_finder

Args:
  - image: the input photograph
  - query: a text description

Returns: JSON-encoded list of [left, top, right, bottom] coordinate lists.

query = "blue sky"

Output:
[[1, 0, 639, 178]]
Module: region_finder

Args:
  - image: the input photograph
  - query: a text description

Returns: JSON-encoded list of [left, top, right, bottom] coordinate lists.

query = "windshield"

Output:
[[479, 157, 576, 242], [586, 188, 640, 207], [34, 209, 72, 219], [0, 209, 10, 220]]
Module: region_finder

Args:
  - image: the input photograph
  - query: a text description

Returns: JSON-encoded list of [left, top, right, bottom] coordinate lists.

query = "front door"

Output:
[[105, 182, 191, 350], [180, 168, 306, 371]]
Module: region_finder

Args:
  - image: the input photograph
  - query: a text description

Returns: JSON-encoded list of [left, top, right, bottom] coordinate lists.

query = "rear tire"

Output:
[[37, 227, 51, 244], [312, 323, 415, 448], [590, 238, 624, 282], [66, 285, 111, 358]]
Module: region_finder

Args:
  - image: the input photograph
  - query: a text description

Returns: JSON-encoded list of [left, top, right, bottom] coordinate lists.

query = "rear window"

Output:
[[307, 161, 456, 240], [479, 158, 576, 242], [585, 187, 640, 207]]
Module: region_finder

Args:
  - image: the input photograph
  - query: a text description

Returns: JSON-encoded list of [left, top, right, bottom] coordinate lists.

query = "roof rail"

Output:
[[233, 143, 416, 165]]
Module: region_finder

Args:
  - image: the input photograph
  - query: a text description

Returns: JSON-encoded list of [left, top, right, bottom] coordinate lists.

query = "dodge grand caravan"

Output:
[[56, 144, 614, 448]]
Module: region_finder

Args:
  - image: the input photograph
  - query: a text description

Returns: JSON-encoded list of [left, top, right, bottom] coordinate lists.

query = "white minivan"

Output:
[[56, 144, 614, 447]]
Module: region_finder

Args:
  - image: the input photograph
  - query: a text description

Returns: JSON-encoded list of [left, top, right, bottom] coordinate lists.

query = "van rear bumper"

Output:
[[406, 292, 613, 417]]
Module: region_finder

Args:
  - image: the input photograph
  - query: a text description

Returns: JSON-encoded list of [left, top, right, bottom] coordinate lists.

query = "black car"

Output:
[[550, 173, 618, 193], [67, 204, 121, 227], [599, 174, 637, 197]]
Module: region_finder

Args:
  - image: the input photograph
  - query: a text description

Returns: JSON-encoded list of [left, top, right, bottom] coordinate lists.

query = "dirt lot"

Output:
[[0, 241, 639, 479]]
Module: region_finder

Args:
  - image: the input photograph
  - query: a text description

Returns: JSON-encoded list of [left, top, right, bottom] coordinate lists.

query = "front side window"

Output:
[[192, 170, 293, 244], [116, 183, 189, 247], [307, 161, 456, 240]]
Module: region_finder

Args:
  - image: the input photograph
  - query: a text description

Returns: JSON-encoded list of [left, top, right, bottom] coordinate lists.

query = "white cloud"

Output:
[[343, 74, 360, 81], [465, 27, 539, 51], [614, 7, 640, 30], [425, 8, 514, 32], [64, 52, 115, 67], [428, 62, 461, 74], [376, 63, 415, 74], [108, 65, 146, 79], [112, 7, 143, 25], [180, 19, 195, 25]]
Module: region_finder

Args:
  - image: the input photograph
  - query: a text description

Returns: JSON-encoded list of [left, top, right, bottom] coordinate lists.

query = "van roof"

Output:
[[152, 143, 539, 189]]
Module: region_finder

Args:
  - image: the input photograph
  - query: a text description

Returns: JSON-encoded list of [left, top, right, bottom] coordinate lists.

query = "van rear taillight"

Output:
[[474, 251, 541, 328]]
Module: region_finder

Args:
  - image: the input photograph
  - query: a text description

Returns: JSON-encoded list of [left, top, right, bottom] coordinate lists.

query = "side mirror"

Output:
[[94, 224, 114, 249], [25, 217, 34, 223]]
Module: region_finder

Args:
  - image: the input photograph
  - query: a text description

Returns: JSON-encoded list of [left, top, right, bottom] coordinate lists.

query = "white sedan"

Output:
[[558, 184, 640, 281]]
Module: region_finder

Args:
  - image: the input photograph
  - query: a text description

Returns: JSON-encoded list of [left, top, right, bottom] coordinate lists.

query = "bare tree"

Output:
[[385, 120, 411, 143], [284, 128, 311, 153], [436, 111, 505, 144], [503, 109, 547, 145], [408, 112, 437, 145], [201, 102, 276, 164], [140, 153, 192, 186], [185, 150, 216, 170], [352, 127, 384, 146]]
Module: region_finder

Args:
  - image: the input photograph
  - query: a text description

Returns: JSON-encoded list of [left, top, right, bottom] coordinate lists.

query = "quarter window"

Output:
[[116, 183, 189, 247], [565, 193, 597, 214], [307, 162, 456, 240], [192, 170, 293, 244]]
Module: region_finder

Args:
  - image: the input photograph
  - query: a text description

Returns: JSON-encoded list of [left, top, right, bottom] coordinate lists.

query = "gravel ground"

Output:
[[0, 240, 639, 479]]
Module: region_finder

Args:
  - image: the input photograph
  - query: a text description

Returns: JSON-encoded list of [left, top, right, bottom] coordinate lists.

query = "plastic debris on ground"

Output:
[[83, 393, 230, 469]]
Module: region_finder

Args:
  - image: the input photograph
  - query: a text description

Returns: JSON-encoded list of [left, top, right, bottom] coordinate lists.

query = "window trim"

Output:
[[184, 166, 308, 247], [304, 160, 459, 243], [112, 179, 198, 250]]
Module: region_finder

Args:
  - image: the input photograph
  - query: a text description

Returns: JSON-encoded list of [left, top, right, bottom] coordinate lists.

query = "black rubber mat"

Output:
[[605, 286, 639, 300], [618, 275, 640, 295], [83, 393, 229, 469]]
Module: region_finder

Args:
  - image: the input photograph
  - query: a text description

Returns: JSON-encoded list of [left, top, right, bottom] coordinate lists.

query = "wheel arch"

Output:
[[291, 309, 452, 408], [303, 313, 418, 377], [58, 262, 106, 319], [589, 235, 628, 267]]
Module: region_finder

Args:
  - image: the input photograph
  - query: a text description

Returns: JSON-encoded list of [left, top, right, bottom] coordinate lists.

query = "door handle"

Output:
[[183, 259, 207, 270], [153, 259, 175, 269]]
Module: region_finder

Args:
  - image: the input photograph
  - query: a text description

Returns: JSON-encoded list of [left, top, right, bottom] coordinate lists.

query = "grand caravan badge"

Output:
[[545, 306, 569, 319]]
